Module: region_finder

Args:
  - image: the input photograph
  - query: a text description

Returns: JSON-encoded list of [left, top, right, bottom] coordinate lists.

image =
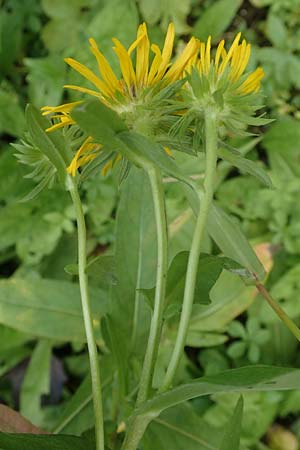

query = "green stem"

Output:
[[69, 179, 105, 450], [160, 107, 218, 391], [121, 166, 168, 450], [256, 282, 300, 342], [137, 165, 168, 404]]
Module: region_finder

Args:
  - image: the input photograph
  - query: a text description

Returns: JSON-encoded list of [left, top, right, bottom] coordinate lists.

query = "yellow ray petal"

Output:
[[41, 101, 82, 115], [217, 32, 241, 76], [238, 67, 264, 94], [148, 44, 163, 85], [64, 57, 111, 97], [135, 23, 150, 86], [112, 38, 136, 94], [230, 40, 251, 82], [46, 116, 75, 132], [154, 23, 175, 82], [64, 84, 104, 99], [101, 159, 113, 176], [89, 38, 121, 96], [204, 36, 211, 75], [214, 39, 225, 70], [234, 43, 251, 81], [166, 36, 198, 82], [67, 136, 102, 176]]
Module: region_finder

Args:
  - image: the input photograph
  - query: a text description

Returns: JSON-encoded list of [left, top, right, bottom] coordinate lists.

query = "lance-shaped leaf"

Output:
[[106, 168, 156, 393], [220, 396, 244, 450], [184, 186, 265, 281], [136, 365, 300, 417], [218, 147, 273, 188], [25, 104, 70, 185], [119, 131, 194, 188], [71, 100, 127, 147]]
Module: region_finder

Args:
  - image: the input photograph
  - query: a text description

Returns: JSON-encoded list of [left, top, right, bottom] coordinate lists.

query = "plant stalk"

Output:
[[160, 107, 218, 391], [137, 165, 168, 404], [256, 282, 300, 342], [69, 179, 105, 450]]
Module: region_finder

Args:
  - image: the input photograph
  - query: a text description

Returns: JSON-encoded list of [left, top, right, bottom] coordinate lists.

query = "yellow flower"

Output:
[[64, 23, 197, 105], [180, 33, 267, 139], [41, 101, 82, 132], [195, 33, 264, 95], [42, 23, 198, 176], [66, 136, 102, 177]]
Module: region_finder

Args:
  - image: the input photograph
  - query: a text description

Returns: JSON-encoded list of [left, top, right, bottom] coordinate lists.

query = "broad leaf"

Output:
[[0, 278, 107, 342], [107, 168, 156, 393], [137, 366, 300, 416]]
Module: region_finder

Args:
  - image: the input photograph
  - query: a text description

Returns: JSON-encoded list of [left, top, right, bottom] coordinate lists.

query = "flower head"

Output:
[[42, 23, 198, 176], [195, 33, 264, 95], [181, 33, 266, 137], [64, 23, 197, 107]]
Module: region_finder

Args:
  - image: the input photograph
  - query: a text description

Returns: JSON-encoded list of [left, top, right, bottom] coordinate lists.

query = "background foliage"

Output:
[[1, 0, 300, 449]]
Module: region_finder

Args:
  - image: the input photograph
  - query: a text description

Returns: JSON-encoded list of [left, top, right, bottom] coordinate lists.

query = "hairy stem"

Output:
[[69, 180, 105, 450], [137, 165, 168, 404], [160, 107, 218, 391]]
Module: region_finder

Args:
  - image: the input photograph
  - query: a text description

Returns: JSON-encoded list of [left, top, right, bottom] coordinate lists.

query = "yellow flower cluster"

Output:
[[41, 23, 264, 177], [194, 33, 264, 94]]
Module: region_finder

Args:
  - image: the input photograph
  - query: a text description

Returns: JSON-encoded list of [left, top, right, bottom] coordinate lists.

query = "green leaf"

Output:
[[218, 147, 273, 188], [227, 342, 247, 359], [0, 433, 93, 450], [25, 104, 70, 185], [139, 0, 191, 33], [137, 366, 300, 416], [0, 87, 25, 137], [120, 131, 194, 188], [72, 100, 194, 188], [24, 56, 66, 107], [54, 376, 93, 435], [71, 100, 128, 149], [20, 340, 52, 424], [163, 252, 238, 307], [0, 278, 107, 342], [193, 0, 243, 41], [86, 254, 117, 289], [266, 14, 287, 49], [144, 403, 223, 450], [184, 187, 265, 280], [108, 168, 156, 392], [209, 204, 264, 281], [64, 263, 79, 275], [54, 354, 114, 434], [263, 118, 300, 178], [87, 0, 139, 49], [220, 396, 243, 450]]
